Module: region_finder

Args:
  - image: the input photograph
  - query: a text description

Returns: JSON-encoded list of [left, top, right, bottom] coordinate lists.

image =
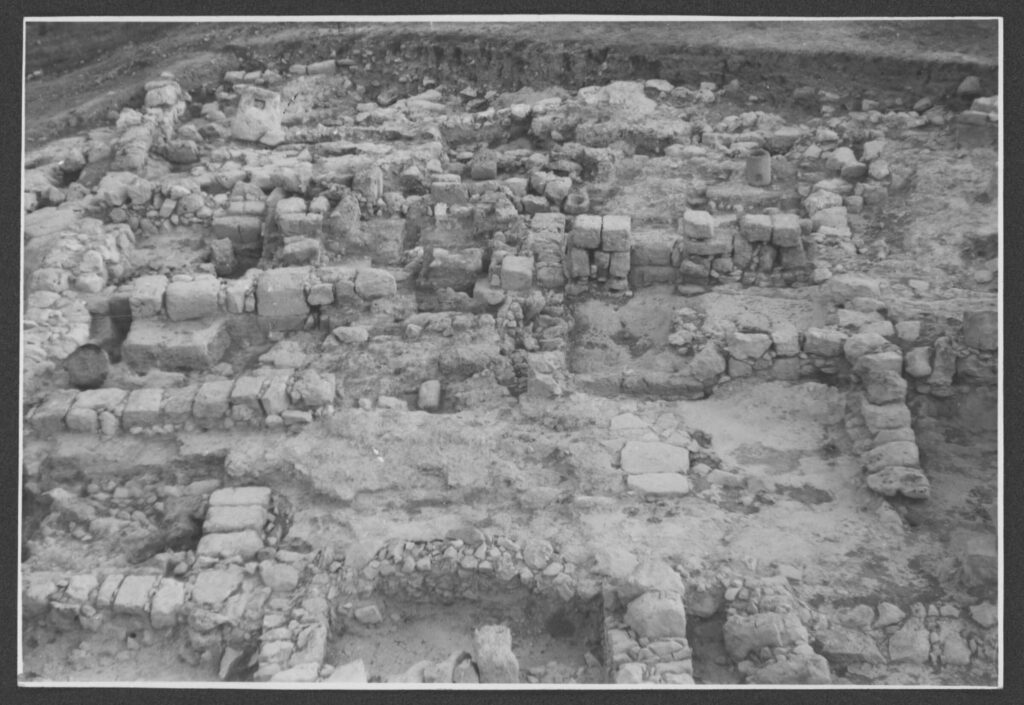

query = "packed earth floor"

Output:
[[20, 20, 1000, 686]]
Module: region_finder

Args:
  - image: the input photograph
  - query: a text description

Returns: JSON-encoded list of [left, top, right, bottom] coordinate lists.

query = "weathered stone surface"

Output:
[[888, 620, 930, 663], [875, 602, 906, 627], [418, 379, 442, 411], [843, 332, 890, 363], [601, 215, 632, 252], [165, 278, 221, 322], [29, 389, 78, 434], [723, 612, 808, 660], [122, 387, 164, 428], [354, 604, 383, 624], [422, 248, 484, 291], [259, 560, 300, 592], [196, 530, 264, 560], [232, 87, 282, 142], [150, 579, 186, 629], [728, 331, 772, 360], [256, 267, 309, 319], [682, 210, 714, 240], [354, 268, 397, 299], [822, 273, 881, 304], [193, 380, 234, 421], [802, 327, 847, 357], [500, 255, 534, 291], [473, 625, 519, 684], [962, 534, 998, 586], [860, 399, 911, 431], [209, 486, 272, 507], [191, 567, 243, 606], [625, 591, 688, 639], [969, 602, 997, 629], [740, 214, 772, 243], [746, 653, 831, 685], [212, 215, 263, 247], [963, 310, 997, 351], [864, 441, 919, 473], [270, 663, 320, 682], [112, 574, 159, 617], [129, 274, 169, 318], [122, 318, 231, 372], [863, 370, 908, 404], [325, 659, 368, 683], [204, 504, 267, 533], [615, 662, 645, 684], [866, 466, 930, 499], [289, 369, 336, 408], [627, 473, 691, 497], [620, 441, 690, 475], [522, 539, 554, 571], [816, 627, 885, 664], [771, 324, 801, 357]]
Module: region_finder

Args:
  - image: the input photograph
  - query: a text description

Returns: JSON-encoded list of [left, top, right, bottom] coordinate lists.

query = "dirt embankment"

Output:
[[24, 20, 998, 143]]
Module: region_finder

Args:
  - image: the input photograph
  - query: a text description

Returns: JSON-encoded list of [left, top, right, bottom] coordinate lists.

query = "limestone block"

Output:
[[128, 275, 169, 319], [122, 387, 164, 428], [112, 574, 159, 617], [620, 441, 689, 475], [500, 255, 534, 292], [601, 215, 632, 252], [196, 530, 264, 560], [625, 592, 688, 639], [682, 210, 715, 240]]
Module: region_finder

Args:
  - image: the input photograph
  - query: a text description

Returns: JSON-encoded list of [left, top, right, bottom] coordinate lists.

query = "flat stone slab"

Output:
[[209, 486, 272, 508], [190, 567, 244, 606], [204, 504, 268, 533], [620, 441, 690, 475], [112, 574, 159, 617], [122, 317, 230, 372], [197, 530, 265, 560], [627, 473, 692, 497]]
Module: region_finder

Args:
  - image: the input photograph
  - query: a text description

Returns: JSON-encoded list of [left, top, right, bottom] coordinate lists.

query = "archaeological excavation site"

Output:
[[19, 19, 1001, 686]]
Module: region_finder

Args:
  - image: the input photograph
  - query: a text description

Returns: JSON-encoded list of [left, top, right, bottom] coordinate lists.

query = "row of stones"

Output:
[[117, 263, 398, 325], [26, 367, 339, 436], [358, 533, 601, 605], [560, 214, 634, 291]]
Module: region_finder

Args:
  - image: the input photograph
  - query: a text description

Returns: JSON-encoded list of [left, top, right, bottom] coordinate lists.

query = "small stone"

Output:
[[354, 604, 383, 624]]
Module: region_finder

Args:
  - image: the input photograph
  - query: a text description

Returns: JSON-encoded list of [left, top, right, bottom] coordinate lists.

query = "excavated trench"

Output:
[[21, 21, 1000, 686]]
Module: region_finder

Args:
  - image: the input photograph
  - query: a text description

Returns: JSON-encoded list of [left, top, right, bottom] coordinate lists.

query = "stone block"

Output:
[[196, 530, 264, 560], [567, 248, 591, 279], [209, 486, 272, 508], [289, 369, 336, 408], [112, 574, 159, 617], [860, 399, 911, 431], [627, 473, 691, 497], [212, 215, 263, 247], [863, 441, 920, 473], [631, 230, 678, 266], [569, 214, 602, 249], [256, 267, 310, 320], [29, 389, 78, 434], [771, 324, 801, 357], [122, 318, 230, 372], [129, 275, 169, 318], [73, 388, 128, 411], [740, 214, 773, 243], [728, 332, 772, 360], [686, 228, 732, 256], [431, 181, 469, 205], [232, 87, 282, 143], [418, 380, 442, 411], [260, 377, 290, 416], [724, 612, 808, 660], [682, 210, 715, 240], [191, 567, 243, 606], [260, 561, 300, 592], [161, 385, 198, 424], [204, 504, 267, 533], [193, 380, 234, 422], [122, 388, 164, 428], [620, 441, 689, 475], [601, 215, 632, 252], [771, 213, 802, 247], [150, 579, 186, 629], [229, 376, 267, 410], [165, 278, 221, 322], [609, 251, 631, 278], [473, 625, 519, 684], [803, 327, 847, 357], [95, 574, 123, 609], [354, 268, 397, 300], [626, 592, 688, 639], [500, 255, 534, 292]]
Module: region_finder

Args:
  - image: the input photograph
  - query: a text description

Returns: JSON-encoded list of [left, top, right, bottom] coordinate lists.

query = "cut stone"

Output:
[[191, 567, 243, 606], [196, 530, 264, 560], [112, 574, 159, 617], [150, 579, 186, 629], [209, 487, 272, 508], [122, 318, 230, 372], [620, 441, 690, 475], [627, 473, 691, 497], [165, 278, 221, 321], [625, 592, 688, 639], [203, 504, 268, 533], [601, 215, 632, 252]]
